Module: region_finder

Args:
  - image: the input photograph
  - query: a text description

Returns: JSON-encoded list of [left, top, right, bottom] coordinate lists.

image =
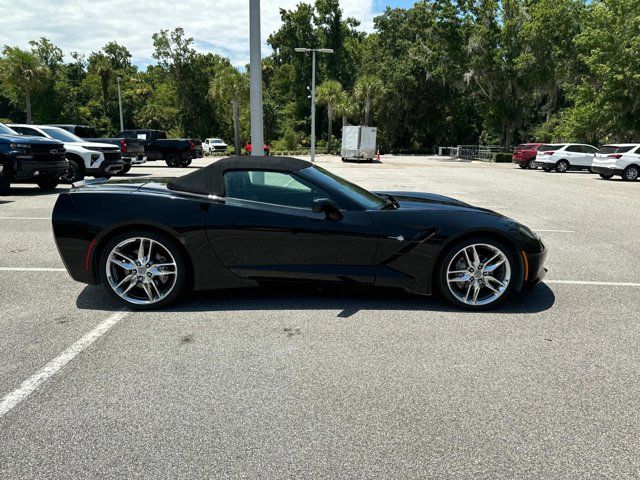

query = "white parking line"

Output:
[[0, 217, 51, 220], [534, 229, 575, 233], [546, 280, 640, 287], [0, 311, 129, 419], [0, 267, 65, 272]]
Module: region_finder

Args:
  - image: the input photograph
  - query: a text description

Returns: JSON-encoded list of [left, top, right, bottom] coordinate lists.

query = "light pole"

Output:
[[249, 0, 264, 156], [294, 48, 333, 163], [116, 76, 124, 132]]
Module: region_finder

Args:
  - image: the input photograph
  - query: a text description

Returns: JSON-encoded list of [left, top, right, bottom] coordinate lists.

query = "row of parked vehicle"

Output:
[[512, 143, 640, 181], [0, 123, 205, 194]]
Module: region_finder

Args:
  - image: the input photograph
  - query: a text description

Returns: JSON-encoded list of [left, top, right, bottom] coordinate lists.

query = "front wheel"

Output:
[[179, 158, 192, 168], [165, 154, 180, 167], [99, 231, 187, 310], [36, 177, 59, 191], [438, 238, 516, 310], [63, 158, 84, 183], [555, 160, 569, 173], [119, 165, 131, 175], [599, 173, 614, 180], [0, 175, 10, 195], [622, 165, 639, 181]]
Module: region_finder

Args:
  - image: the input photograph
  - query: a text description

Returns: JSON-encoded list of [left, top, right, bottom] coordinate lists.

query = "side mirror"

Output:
[[312, 198, 343, 220]]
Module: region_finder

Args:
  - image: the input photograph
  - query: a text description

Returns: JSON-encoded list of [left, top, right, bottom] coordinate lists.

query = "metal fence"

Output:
[[438, 145, 513, 161]]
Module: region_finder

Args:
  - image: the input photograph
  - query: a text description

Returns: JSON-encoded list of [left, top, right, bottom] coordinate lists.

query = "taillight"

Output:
[[608, 154, 622, 159], [543, 151, 555, 155], [119, 139, 127, 153]]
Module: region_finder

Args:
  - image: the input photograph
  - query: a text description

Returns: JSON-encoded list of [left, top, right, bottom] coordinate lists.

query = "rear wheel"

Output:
[[438, 237, 516, 310], [599, 173, 614, 180], [36, 177, 59, 191], [622, 165, 639, 181], [179, 158, 192, 168], [527, 159, 538, 169], [165, 154, 180, 167], [555, 160, 569, 173], [99, 231, 187, 310], [119, 165, 131, 175]]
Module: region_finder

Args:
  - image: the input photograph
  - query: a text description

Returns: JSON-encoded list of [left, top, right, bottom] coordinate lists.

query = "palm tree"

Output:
[[335, 92, 359, 127], [315, 80, 343, 152], [0, 46, 49, 123], [354, 74, 384, 126], [209, 66, 248, 155]]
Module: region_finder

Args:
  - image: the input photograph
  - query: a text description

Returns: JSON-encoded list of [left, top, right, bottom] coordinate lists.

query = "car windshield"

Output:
[[538, 145, 563, 152], [0, 124, 17, 135], [212, 139, 223, 143], [599, 145, 635, 154], [302, 165, 387, 210], [40, 127, 83, 143]]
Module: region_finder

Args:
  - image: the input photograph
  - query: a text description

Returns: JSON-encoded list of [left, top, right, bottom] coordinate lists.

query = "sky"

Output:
[[1, 0, 416, 68]]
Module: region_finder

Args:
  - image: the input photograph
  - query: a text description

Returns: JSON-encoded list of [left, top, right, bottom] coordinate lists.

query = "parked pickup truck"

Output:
[[120, 129, 202, 167], [51, 124, 146, 173], [0, 123, 68, 195]]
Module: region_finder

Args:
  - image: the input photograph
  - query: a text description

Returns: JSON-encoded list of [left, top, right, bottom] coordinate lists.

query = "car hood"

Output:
[[76, 141, 119, 150], [0, 134, 63, 145], [375, 191, 504, 216]]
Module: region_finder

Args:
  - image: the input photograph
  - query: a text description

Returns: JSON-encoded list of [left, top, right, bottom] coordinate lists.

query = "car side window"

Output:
[[581, 146, 597, 154], [13, 127, 44, 137], [565, 145, 581, 153], [224, 170, 333, 209]]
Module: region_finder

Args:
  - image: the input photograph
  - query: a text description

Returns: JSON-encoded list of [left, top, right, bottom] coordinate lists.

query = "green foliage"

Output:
[[0, 0, 638, 148]]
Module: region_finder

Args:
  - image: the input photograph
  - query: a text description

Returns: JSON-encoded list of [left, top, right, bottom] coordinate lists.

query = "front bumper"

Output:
[[592, 166, 623, 176], [522, 247, 548, 291], [12, 157, 69, 182], [87, 158, 125, 176]]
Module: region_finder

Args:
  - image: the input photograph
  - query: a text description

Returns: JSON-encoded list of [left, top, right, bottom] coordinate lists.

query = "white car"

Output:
[[202, 138, 228, 154], [9, 124, 124, 182], [535, 143, 599, 173], [592, 144, 640, 181]]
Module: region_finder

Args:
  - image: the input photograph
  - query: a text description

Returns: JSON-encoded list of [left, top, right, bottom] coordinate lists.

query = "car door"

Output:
[[204, 169, 379, 284], [563, 144, 582, 166]]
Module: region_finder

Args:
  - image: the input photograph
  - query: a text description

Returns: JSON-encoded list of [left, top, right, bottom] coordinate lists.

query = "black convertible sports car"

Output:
[[52, 156, 547, 310]]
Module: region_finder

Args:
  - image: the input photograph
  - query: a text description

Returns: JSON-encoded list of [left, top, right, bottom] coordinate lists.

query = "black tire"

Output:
[[437, 236, 517, 311], [98, 230, 188, 310], [599, 173, 614, 180], [36, 177, 59, 191], [0, 175, 10, 195], [555, 160, 569, 173], [165, 154, 180, 167], [622, 165, 639, 182], [63, 158, 85, 184], [179, 158, 192, 168], [527, 159, 538, 170], [518, 163, 528, 169], [93, 174, 111, 179], [119, 165, 131, 175]]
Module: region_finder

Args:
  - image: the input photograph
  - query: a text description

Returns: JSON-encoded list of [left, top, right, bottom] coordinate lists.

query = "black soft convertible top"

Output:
[[167, 156, 312, 196]]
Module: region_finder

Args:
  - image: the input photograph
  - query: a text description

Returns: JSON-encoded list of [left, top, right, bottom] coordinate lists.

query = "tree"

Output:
[[209, 66, 248, 155], [0, 46, 49, 123], [354, 74, 383, 126], [335, 91, 359, 127], [315, 80, 343, 151]]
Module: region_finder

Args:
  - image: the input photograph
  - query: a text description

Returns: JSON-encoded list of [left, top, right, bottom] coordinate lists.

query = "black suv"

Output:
[[0, 123, 68, 194]]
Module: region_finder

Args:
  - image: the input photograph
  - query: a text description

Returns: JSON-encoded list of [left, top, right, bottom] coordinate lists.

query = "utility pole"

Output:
[[116, 77, 124, 132], [294, 48, 334, 163], [249, 0, 264, 156]]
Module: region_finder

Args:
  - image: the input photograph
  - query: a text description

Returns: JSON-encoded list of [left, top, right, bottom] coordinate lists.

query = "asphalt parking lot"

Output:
[[1, 155, 639, 479]]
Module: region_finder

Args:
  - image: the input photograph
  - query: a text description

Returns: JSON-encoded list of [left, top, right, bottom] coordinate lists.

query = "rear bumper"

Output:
[[592, 166, 623, 176], [512, 156, 531, 166], [13, 158, 69, 182]]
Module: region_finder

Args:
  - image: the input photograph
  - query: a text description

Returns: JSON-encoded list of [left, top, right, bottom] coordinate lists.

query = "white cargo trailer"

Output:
[[341, 126, 377, 162]]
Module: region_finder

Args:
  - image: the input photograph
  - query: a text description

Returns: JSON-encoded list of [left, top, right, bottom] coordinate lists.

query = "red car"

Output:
[[245, 143, 270, 155], [513, 143, 544, 169]]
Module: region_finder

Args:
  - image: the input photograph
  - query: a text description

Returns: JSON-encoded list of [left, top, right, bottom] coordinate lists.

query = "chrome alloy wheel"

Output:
[[446, 243, 511, 306], [105, 237, 178, 305]]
